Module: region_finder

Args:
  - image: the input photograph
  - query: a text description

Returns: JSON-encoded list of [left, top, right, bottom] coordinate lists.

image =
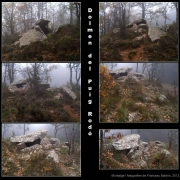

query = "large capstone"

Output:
[[10, 130, 48, 146], [109, 67, 132, 79], [112, 134, 140, 150], [32, 19, 51, 35], [19, 29, 47, 47], [148, 26, 166, 42]]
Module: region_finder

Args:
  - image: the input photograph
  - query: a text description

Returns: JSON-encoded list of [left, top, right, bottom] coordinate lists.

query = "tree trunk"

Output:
[[142, 3, 145, 19]]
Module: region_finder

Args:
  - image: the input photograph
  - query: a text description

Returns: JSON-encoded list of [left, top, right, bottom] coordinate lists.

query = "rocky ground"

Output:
[[100, 73, 178, 123], [100, 134, 178, 170], [100, 23, 178, 61], [2, 137, 81, 177], [2, 83, 80, 122], [2, 24, 80, 61]]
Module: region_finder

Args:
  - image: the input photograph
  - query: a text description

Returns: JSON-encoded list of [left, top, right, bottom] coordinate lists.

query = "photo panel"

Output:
[[2, 2, 80, 61], [1, 123, 81, 177], [99, 2, 178, 61], [2, 63, 81, 122], [99, 63, 178, 123], [99, 129, 178, 170]]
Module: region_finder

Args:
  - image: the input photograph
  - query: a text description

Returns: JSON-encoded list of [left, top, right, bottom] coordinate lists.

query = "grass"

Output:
[[100, 75, 177, 122], [150, 152, 178, 169], [2, 24, 80, 61], [2, 138, 80, 176], [22, 152, 63, 176], [2, 84, 80, 122], [100, 23, 178, 61], [100, 143, 178, 170]]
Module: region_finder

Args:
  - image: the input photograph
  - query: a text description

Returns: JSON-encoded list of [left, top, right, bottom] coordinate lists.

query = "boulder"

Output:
[[21, 144, 42, 152], [161, 149, 170, 157], [10, 130, 48, 146], [137, 24, 149, 32], [46, 150, 59, 163], [112, 134, 140, 150], [60, 85, 77, 100], [43, 144, 52, 150], [148, 26, 166, 42], [126, 19, 147, 28], [128, 112, 142, 122], [132, 73, 146, 79], [19, 29, 47, 47], [159, 94, 167, 101], [137, 160, 147, 168], [49, 138, 60, 146], [17, 142, 26, 150], [109, 67, 132, 79], [14, 41, 20, 46], [32, 19, 51, 35], [54, 93, 63, 100]]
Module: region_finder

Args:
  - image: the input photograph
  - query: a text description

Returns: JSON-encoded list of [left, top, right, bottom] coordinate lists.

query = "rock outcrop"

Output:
[[10, 130, 48, 145], [101, 134, 177, 169], [19, 29, 47, 47], [60, 85, 77, 100], [46, 150, 59, 163], [112, 134, 140, 150], [109, 67, 132, 79], [148, 26, 166, 42], [126, 19, 147, 28], [17, 19, 51, 47]]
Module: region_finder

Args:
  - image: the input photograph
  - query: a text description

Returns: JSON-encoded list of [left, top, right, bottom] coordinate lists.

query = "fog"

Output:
[[104, 63, 178, 85], [100, 129, 178, 143], [2, 123, 80, 142], [2, 63, 81, 87], [130, 3, 176, 27]]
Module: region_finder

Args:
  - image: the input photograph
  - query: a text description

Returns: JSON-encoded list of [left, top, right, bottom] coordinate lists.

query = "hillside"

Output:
[[2, 137, 80, 177], [100, 72, 178, 123], [100, 23, 178, 61], [100, 135, 178, 170], [2, 24, 80, 61], [2, 83, 80, 122]]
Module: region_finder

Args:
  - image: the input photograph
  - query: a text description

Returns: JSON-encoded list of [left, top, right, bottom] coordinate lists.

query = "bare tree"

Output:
[[18, 124, 30, 135], [72, 63, 81, 85], [64, 124, 80, 155], [168, 129, 178, 154], [2, 124, 13, 138], [52, 124, 63, 138]]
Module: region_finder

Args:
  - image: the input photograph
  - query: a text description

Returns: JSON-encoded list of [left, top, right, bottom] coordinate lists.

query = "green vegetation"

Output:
[[100, 66, 178, 122], [2, 24, 80, 61], [100, 23, 178, 61], [2, 84, 80, 122], [2, 138, 80, 176]]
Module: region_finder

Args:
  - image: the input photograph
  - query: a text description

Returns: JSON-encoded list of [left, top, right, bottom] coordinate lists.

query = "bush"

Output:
[[23, 152, 63, 176]]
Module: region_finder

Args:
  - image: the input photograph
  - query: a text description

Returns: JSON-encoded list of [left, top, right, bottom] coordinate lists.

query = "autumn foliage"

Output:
[[100, 65, 116, 97]]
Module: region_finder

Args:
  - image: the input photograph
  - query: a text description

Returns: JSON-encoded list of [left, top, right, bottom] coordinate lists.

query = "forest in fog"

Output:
[[99, 2, 178, 61], [2, 2, 80, 61], [2, 2, 80, 37], [100, 2, 177, 35], [2, 63, 81, 87]]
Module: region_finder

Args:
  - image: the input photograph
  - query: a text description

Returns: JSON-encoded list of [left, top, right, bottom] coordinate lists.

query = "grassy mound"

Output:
[[2, 24, 80, 61]]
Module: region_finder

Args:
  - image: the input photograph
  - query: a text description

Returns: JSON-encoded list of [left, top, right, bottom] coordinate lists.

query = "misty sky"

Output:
[[2, 123, 80, 141], [103, 63, 178, 85], [2, 63, 81, 87], [103, 2, 176, 27]]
